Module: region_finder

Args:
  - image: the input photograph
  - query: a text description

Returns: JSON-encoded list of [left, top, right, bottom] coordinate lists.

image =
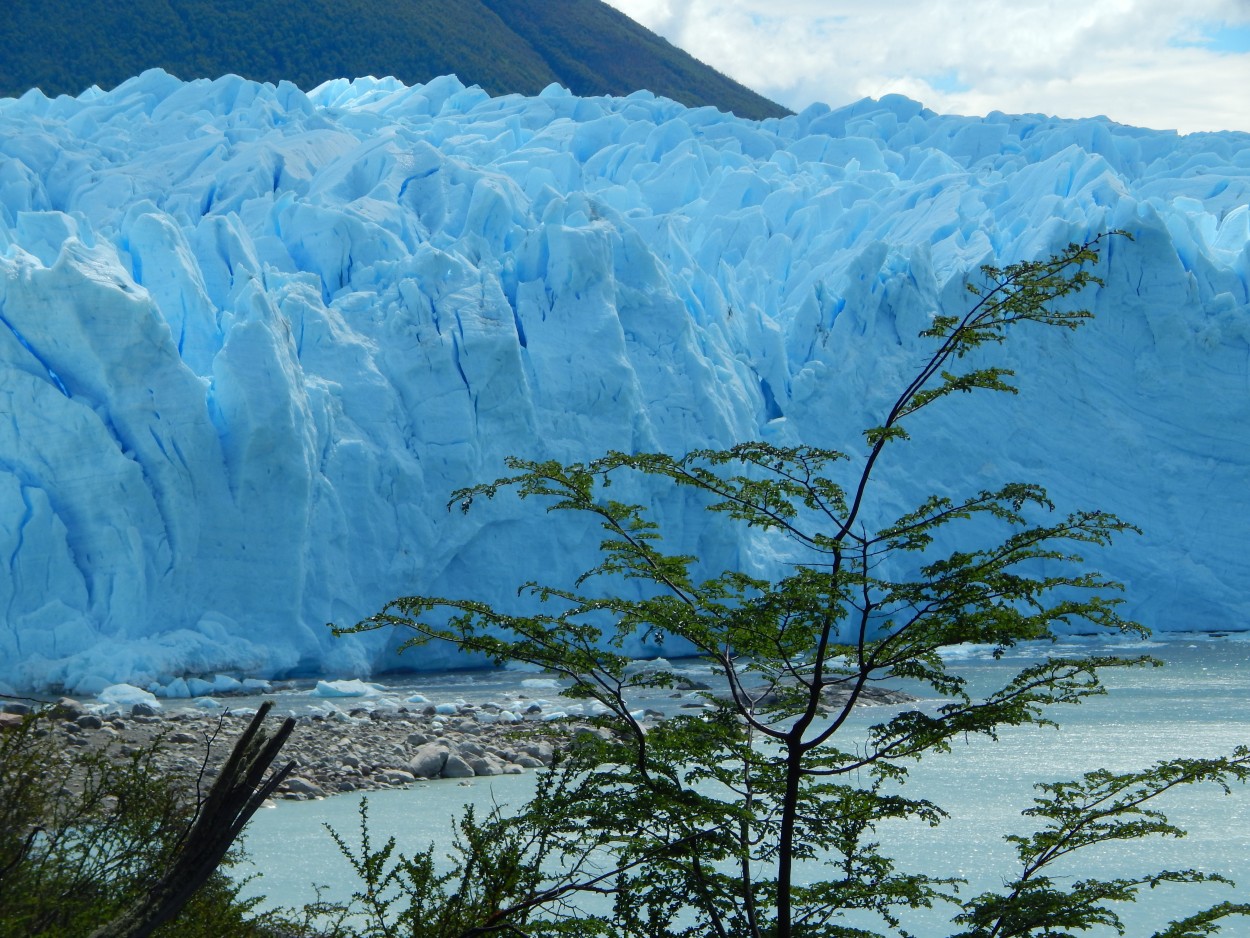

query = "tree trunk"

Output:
[[89, 701, 295, 938]]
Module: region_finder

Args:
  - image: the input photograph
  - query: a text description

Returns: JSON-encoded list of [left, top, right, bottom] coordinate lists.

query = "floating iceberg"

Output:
[[0, 70, 1247, 693], [310, 678, 384, 698]]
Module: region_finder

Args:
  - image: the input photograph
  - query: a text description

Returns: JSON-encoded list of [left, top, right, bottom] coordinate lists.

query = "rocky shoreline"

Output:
[[3, 682, 917, 803], [3, 696, 600, 801]]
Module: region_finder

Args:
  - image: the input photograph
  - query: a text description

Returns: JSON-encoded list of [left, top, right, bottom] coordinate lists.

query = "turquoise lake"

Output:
[[237, 633, 1250, 935]]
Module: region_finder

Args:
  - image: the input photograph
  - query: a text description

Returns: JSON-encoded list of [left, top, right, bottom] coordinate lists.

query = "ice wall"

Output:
[[1, 70, 1247, 693]]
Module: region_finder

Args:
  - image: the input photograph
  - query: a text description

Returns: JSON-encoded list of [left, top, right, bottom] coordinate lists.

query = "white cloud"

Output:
[[602, 0, 1250, 133]]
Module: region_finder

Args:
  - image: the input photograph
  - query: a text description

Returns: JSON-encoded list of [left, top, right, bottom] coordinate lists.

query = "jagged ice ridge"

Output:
[[1, 69, 1247, 694]]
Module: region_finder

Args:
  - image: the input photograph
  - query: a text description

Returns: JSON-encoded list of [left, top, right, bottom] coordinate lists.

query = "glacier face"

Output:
[[0, 69, 1247, 694]]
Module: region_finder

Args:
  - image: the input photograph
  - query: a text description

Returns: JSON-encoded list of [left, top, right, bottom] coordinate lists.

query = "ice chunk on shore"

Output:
[[98, 683, 162, 710]]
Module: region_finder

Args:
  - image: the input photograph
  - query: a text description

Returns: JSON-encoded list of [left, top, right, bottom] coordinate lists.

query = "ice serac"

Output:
[[0, 71, 1247, 693]]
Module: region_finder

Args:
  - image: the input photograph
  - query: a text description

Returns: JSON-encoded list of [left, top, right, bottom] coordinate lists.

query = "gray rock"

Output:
[[466, 755, 501, 776], [75, 713, 104, 730], [441, 753, 476, 779], [283, 776, 325, 797], [52, 697, 85, 719], [408, 743, 450, 779], [131, 702, 160, 718], [519, 741, 554, 763]]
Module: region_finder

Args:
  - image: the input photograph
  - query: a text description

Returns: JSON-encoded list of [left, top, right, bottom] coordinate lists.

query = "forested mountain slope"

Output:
[[0, 0, 789, 119]]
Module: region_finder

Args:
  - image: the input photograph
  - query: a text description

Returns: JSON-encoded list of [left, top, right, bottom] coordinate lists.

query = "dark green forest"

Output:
[[0, 0, 790, 120]]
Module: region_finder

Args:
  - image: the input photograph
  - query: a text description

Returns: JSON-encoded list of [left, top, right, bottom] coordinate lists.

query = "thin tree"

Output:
[[346, 231, 1250, 937]]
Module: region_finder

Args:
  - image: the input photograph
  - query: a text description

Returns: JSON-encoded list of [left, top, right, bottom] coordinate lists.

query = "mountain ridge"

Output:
[[0, 0, 790, 120]]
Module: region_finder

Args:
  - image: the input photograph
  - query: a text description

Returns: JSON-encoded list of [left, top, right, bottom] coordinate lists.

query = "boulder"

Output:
[[466, 755, 501, 776], [52, 697, 85, 719], [441, 753, 476, 779], [518, 741, 554, 763], [408, 743, 450, 779], [0, 712, 25, 731], [283, 776, 325, 797]]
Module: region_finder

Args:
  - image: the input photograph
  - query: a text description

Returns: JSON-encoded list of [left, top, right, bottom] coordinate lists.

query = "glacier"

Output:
[[0, 69, 1247, 694]]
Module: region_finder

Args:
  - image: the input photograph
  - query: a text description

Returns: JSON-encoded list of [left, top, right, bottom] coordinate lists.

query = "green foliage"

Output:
[[0, 709, 318, 938], [0, 0, 790, 120], [952, 751, 1250, 937], [321, 766, 629, 937], [342, 232, 1249, 937], [326, 798, 553, 938]]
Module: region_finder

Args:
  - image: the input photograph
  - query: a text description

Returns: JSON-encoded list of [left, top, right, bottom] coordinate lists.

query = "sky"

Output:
[[601, 0, 1250, 134]]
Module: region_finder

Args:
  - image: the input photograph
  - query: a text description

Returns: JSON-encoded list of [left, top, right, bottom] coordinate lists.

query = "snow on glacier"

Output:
[[0, 69, 1247, 694]]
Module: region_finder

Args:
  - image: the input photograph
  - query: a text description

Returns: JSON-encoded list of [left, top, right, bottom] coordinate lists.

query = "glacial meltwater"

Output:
[[237, 634, 1250, 935]]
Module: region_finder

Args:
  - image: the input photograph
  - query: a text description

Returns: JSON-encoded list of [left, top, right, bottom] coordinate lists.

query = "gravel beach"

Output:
[[3, 679, 916, 803], [3, 695, 603, 801]]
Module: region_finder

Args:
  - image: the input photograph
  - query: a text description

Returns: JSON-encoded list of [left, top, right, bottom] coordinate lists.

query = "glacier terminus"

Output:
[[0, 70, 1247, 694]]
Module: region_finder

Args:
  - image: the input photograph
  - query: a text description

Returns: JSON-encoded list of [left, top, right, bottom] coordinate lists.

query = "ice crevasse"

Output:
[[0, 69, 1247, 694]]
